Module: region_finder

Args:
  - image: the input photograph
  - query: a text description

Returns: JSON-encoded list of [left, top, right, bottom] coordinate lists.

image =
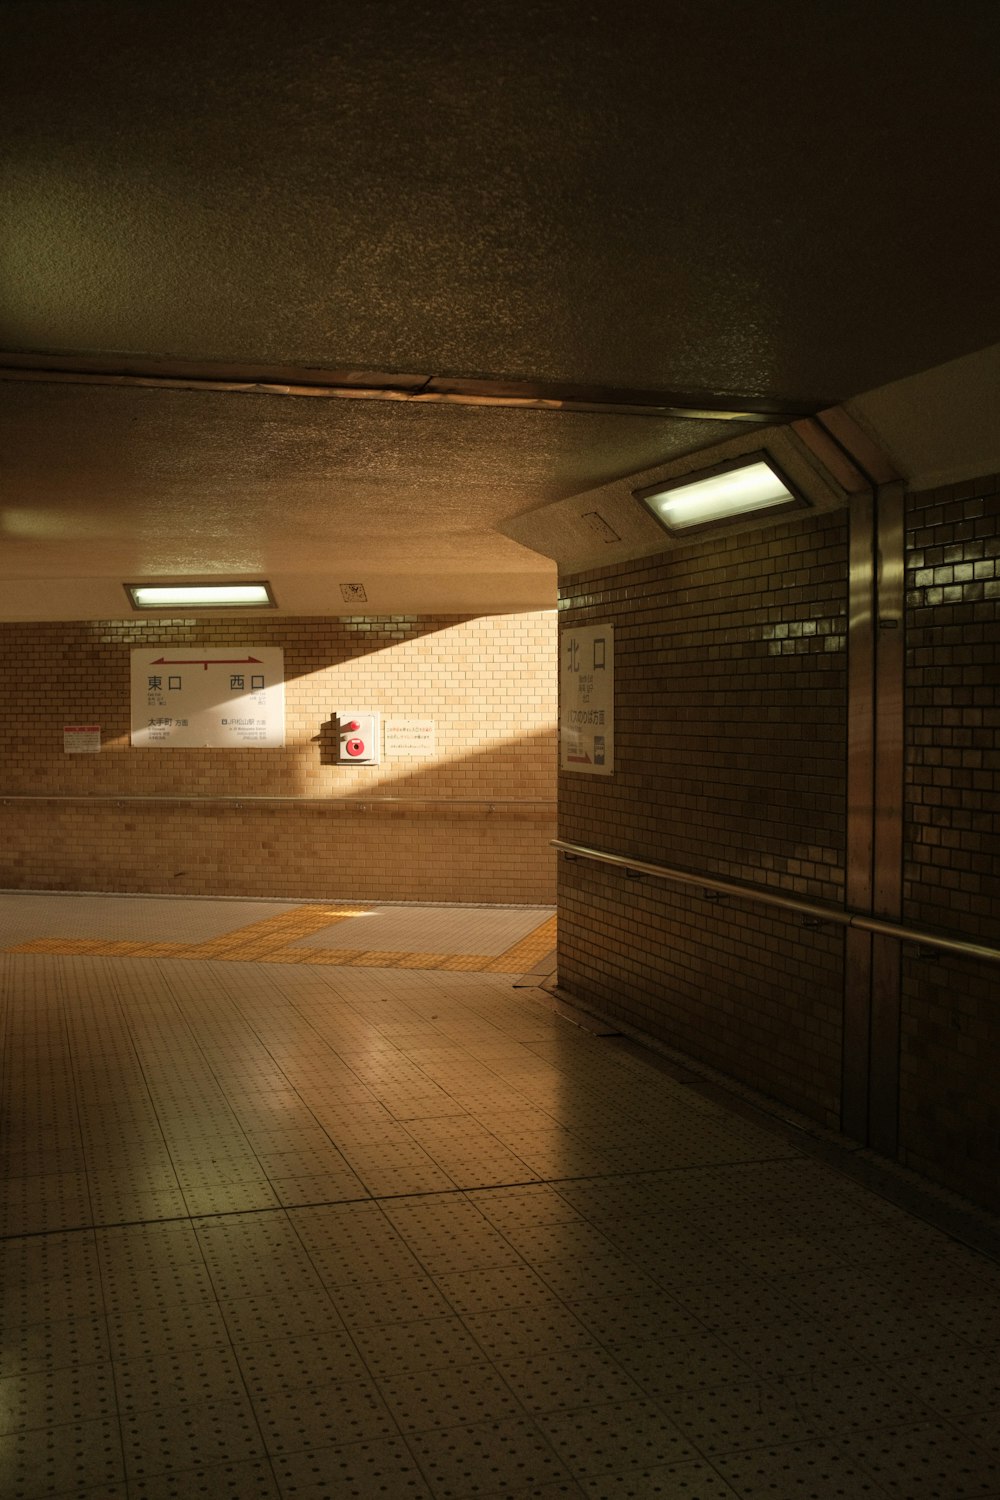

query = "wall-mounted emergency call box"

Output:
[[335, 711, 381, 765]]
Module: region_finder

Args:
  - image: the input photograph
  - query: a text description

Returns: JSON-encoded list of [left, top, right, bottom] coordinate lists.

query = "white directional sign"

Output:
[[130, 648, 285, 747], [560, 623, 614, 774]]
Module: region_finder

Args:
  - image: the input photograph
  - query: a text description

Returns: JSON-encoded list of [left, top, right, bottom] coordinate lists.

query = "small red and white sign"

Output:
[[64, 725, 102, 754]]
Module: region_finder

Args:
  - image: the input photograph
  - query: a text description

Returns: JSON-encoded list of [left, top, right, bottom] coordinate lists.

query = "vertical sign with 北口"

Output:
[[130, 648, 285, 747], [560, 623, 614, 774]]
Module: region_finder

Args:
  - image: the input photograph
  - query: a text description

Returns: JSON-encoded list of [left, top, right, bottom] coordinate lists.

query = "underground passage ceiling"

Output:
[[2, 0, 1000, 619]]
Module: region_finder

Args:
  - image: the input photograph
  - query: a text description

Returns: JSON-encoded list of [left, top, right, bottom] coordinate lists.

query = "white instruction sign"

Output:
[[385, 719, 437, 758], [130, 648, 285, 747], [560, 624, 614, 774]]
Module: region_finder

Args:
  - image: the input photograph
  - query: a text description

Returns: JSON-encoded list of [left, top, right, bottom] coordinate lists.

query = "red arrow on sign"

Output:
[[150, 656, 264, 670]]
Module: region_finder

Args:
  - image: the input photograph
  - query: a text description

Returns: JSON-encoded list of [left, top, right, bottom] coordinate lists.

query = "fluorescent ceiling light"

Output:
[[634, 457, 805, 533], [126, 582, 276, 609]]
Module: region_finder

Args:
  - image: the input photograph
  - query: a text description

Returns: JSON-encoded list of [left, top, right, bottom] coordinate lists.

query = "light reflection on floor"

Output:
[[1, 892, 999, 1498]]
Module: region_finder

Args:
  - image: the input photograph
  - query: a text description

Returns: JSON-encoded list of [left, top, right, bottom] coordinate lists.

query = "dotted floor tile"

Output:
[[330, 1273, 454, 1330], [351, 1315, 488, 1378], [434, 1263, 561, 1317], [375, 1360, 528, 1435], [106, 1299, 233, 1363], [289, 1205, 425, 1287], [948, 1409, 1000, 1457], [712, 1439, 895, 1498], [217, 1290, 345, 1346], [1, 1254, 104, 1331], [536, 1401, 701, 1478], [611, 1334, 762, 1400], [121, 1395, 267, 1482], [0, 1172, 92, 1236], [403, 1119, 543, 1189], [113, 1345, 248, 1416], [765, 1360, 940, 1437], [578, 1463, 742, 1498], [267, 1168, 371, 1208], [272, 1436, 432, 1498], [127, 1459, 282, 1498], [232, 1330, 371, 1396], [0, 1314, 111, 1380], [464, 1184, 585, 1232], [461, 1303, 595, 1362], [88, 1176, 190, 1224], [848, 1420, 1000, 1497], [407, 1416, 573, 1497], [658, 1379, 821, 1454], [251, 1377, 397, 1452], [496, 1347, 647, 1415], [493, 1482, 587, 1500], [0, 1415, 125, 1496], [0, 1362, 117, 1434], [3, 893, 1000, 1500]]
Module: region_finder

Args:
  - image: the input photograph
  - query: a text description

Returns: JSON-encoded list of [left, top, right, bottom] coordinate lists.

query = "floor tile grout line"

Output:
[[102, 953, 212, 1231], [184, 1204, 301, 1497], [0, 1158, 806, 1245], [157, 952, 450, 1210], [54, 952, 130, 1493]]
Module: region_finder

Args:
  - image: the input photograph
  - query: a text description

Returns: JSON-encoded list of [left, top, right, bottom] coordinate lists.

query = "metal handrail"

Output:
[[3, 793, 555, 808], [553, 838, 1000, 966]]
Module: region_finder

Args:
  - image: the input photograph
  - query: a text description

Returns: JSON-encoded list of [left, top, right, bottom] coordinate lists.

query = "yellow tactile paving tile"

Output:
[[5, 905, 364, 960], [189, 905, 363, 956], [486, 915, 558, 972], [438, 954, 499, 971], [3, 906, 557, 975], [255, 947, 340, 964]]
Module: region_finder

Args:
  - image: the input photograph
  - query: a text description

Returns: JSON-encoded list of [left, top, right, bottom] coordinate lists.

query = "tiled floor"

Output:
[[2, 893, 999, 1499]]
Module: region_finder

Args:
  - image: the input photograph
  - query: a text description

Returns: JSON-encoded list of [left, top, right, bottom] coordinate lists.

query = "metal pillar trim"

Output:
[[869, 482, 906, 1155], [842, 490, 878, 1140]]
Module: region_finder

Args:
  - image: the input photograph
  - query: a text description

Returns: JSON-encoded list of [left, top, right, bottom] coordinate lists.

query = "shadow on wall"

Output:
[[1, 728, 559, 903], [0, 612, 559, 902], [0, 613, 558, 795]]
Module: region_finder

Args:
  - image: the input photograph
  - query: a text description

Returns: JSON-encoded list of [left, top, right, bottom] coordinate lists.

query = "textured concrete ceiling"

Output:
[[2, 0, 999, 618]]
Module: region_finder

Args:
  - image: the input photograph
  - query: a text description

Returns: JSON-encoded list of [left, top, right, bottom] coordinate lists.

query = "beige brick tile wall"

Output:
[[1, 613, 558, 903]]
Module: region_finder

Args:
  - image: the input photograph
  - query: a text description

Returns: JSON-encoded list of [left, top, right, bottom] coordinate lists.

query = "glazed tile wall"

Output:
[[900, 476, 1000, 1206], [557, 511, 849, 1126], [1, 613, 558, 903]]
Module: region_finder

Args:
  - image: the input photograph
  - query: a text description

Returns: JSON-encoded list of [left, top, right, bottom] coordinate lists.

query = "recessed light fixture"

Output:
[[125, 581, 277, 610], [633, 455, 807, 534]]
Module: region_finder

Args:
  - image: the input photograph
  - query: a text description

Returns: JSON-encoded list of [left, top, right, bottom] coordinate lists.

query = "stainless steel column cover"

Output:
[[843, 490, 876, 1141], [869, 483, 906, 1154]]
